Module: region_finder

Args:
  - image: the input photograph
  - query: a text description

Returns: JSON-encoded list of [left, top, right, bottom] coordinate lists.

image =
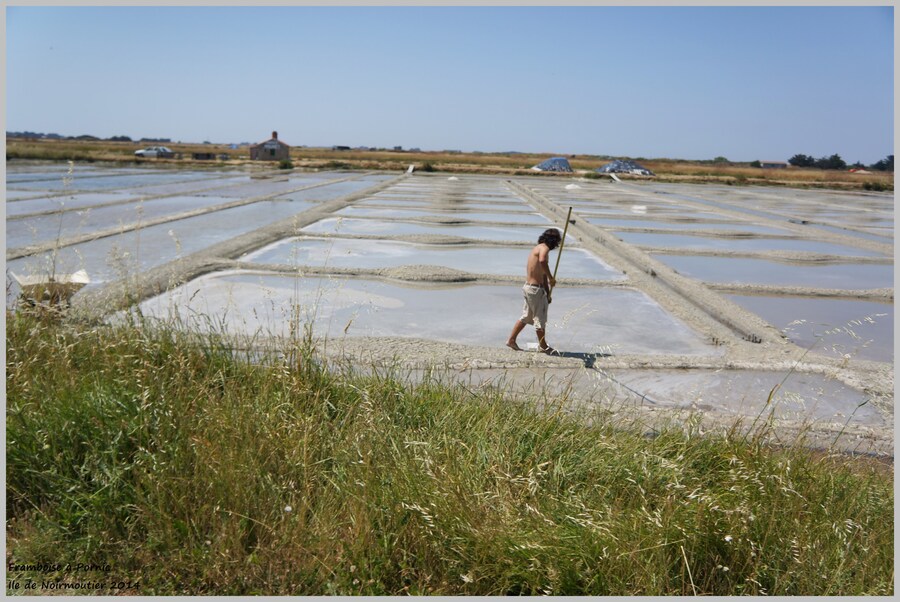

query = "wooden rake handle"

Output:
[[549, 206, 573, 302]]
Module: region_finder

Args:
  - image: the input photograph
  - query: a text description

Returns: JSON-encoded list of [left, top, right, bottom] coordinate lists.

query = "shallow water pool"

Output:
[[726, 295, 893, 363], [137, 271, 716, 356], [7, 195, 256, 249]]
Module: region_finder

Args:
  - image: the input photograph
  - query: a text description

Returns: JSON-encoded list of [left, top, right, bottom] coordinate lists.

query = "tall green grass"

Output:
[[6, 310, 894, 595]]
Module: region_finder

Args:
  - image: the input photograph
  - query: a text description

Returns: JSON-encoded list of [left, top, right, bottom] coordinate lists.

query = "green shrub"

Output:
[[324, 160, 351, 170], [863, 181, 891, 192]]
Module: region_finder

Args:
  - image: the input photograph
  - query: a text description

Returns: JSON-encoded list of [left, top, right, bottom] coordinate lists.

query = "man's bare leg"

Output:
[[536, 329, 555, 354], [507, 320, 526, 350]]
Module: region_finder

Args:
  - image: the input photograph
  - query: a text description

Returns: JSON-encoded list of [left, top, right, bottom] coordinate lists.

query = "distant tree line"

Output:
[[6, 130, 895, 173], [6, 131, 171, 143], [871, 155, 894, 171], [788, 153, 893, 172]]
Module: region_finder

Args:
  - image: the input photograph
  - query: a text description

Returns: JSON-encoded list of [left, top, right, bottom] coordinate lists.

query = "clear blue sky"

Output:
[[5, 5, 894, 163]]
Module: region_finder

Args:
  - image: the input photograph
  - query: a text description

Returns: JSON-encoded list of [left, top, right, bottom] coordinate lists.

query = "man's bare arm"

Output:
[[538, 247, 556, 289]]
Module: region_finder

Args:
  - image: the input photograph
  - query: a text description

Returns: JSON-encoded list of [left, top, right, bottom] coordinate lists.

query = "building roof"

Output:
[[251, 138, 289, 149], [251, 131, 289, 148]]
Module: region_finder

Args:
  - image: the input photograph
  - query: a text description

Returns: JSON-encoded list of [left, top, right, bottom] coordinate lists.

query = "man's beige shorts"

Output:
[[520, 284, 549, 330]]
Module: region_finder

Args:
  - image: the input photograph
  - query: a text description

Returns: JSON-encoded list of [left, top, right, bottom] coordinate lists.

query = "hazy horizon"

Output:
[[5, 5, 894, 164]]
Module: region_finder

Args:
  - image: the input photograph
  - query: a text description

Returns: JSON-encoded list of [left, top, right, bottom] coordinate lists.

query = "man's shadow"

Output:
[[548, 350, 612, 368]]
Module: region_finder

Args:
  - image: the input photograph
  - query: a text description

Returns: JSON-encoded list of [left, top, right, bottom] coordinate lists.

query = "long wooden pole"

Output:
[[549, 206, 572, 302]]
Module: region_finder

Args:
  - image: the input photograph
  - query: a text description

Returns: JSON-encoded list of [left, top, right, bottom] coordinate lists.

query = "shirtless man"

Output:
[[506, 228, 562, 354]]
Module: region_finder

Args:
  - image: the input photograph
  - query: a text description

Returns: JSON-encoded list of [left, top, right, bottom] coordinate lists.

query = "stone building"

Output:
[[250, 131, 290, 161]]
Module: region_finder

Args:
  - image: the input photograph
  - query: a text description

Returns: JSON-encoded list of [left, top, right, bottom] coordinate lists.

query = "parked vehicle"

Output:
[[134, 146, 174, 158]]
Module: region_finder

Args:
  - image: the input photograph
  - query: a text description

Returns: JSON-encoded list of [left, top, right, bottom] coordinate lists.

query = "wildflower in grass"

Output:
[[284, 505, 292, 513], [724, 535, 733, 543], [167, 229, 183, 255]]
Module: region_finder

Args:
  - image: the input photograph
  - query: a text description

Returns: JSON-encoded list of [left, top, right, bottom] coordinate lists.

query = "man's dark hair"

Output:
[[538, 228, 562, 250]]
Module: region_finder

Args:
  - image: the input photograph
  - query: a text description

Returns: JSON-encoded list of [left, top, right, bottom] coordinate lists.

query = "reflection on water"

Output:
[[335, 206, 551, 225], [617, 231, 886, 257], [654, 254, 893, 289], [241, 237, 621, 279], [589, 217, 789, 234], [301, 218, 566, 242]]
